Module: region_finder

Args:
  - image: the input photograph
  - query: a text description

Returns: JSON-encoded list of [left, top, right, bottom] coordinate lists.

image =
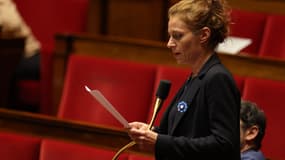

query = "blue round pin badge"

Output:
[[177, 101, 188, 112]]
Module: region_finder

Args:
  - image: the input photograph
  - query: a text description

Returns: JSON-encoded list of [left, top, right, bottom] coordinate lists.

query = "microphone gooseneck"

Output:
[[112, 80, 171, 160]]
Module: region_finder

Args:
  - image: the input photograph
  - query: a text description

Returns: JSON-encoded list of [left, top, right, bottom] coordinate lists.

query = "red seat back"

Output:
[[242, 77, 285, 159], [128, 154, 154, 160], [0, 132, 41, 160], [40, 139, 128, 160], [14, 0, 89, 50], [230, 9, 267, 55], [58, 54, 156, 128], [259, 15, 285, 59]]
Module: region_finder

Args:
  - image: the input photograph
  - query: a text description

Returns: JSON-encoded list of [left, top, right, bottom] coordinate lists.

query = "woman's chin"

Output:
[[176, 60, 186, 64]]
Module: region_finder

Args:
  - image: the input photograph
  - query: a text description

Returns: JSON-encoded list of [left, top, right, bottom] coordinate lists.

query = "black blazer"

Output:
[[154, 53, 240, 160]]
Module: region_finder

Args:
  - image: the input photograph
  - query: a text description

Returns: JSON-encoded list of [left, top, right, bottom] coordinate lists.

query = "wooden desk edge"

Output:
[[0, 108, 150, 155]]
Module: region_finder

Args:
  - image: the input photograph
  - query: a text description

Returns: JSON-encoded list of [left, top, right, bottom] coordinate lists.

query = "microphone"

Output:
[[112, 80, 171, 160], [148, 80, 171, 129]]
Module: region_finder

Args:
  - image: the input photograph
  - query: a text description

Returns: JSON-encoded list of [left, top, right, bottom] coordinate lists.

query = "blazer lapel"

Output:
[[170, 78, 201, 135], [169, 53, 221, 135]]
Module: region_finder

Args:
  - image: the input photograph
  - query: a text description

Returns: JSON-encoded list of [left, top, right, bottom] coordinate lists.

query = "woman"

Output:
[[127, 0, 241, 160]]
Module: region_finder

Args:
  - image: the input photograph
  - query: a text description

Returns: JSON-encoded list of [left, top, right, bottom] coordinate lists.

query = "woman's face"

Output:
[[167, 16, 202, 65]]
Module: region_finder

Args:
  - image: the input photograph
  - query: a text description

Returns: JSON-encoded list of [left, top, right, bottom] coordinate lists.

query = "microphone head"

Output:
[[156, 80, 171, 99]]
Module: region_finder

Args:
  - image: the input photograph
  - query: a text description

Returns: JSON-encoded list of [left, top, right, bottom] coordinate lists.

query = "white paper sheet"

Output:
[[85, 85, 130, 128], [215, 36, 252, 54]]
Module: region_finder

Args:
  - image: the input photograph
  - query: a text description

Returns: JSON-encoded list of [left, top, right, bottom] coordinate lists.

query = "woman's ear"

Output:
[[245, 125, 259, 141], [199, 27, 211, 44]]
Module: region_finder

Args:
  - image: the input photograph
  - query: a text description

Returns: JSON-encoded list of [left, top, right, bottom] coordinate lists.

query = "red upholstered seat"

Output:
[[58, 54, 156, 128], [230, 9, 267, 55], [0, 132, 41, 160], [40, 139, 128, 160], [147, 65, 190, 126], [259, 15, 285, 59], [13, 0, 89, 114], [128, 154, 154, 160], [242, 77, 285, 160]]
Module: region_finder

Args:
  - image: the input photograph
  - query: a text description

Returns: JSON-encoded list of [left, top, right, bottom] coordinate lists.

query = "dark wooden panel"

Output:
[[87, 0, 106, 34], [169, 0, 285, 14], [86, 0, 285, 42], [0, 37, 25, 108], [228, 0, 285, 14], [107, 0, 165, 40]]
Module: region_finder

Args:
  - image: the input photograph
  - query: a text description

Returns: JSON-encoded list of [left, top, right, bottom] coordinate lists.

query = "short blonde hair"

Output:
[[168, 0, 231, 50]]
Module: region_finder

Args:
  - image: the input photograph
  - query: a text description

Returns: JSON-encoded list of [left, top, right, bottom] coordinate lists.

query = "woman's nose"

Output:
[[167, 38, 176, 48]]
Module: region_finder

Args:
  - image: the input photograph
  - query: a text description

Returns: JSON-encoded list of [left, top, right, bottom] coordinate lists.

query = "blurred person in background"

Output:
[[240, 100, 266, 160], [0, 0, 41, 110]]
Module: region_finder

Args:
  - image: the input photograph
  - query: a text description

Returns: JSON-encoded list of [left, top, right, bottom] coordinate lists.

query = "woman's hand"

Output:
[[126, 122, 158, 153]]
